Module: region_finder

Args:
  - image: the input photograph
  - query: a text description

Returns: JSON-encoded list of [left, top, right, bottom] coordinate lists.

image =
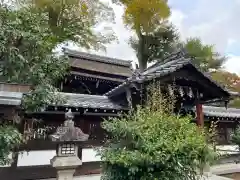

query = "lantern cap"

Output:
[[50, 109, 89, 142]]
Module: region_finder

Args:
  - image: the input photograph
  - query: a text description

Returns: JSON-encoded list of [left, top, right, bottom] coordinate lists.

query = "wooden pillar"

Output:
[[125, 87, 132, 108], [196, 103, 204, 127]]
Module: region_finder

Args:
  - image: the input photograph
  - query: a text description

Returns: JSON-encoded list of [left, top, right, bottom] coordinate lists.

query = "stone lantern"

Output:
[[50, 109, 89, 180]]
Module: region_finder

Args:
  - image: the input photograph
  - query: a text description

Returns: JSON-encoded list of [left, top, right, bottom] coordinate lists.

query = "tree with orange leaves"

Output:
[[211, 70, 240, 107]]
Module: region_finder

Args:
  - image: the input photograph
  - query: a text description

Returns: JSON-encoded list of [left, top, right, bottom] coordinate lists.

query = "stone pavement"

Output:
[[42, 174, 232, 180], [201, 174, 233, 180], [211, 163, 240, 175]]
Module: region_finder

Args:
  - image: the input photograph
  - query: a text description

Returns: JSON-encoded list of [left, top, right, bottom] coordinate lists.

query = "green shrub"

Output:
[[99, 86, 215, 180], [0, 125, 22, 165], [231, 126, 240, 150]]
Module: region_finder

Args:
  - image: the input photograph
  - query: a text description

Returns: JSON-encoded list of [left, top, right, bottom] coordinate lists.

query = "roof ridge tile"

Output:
[[63, 48, 132, 67]]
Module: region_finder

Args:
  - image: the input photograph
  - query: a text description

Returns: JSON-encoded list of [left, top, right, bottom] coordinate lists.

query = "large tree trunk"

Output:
[[137, 31, 147, 72]]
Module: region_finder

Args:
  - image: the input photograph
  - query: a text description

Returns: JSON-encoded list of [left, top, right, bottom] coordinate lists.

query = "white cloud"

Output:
[[169, 1, 237, 52], [67, 0, 240, 75], [168, 0, 240, 75], [67, 2, 137, 65], [103, 4, 136, 62], [224, 55, 240, 75]]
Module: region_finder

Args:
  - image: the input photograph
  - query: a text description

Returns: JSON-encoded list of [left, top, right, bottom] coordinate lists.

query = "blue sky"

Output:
[[74, 0, 240, 75], [167, 0, 240, 75]]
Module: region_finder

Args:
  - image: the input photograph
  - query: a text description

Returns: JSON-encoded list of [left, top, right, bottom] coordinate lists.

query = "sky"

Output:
[[73, 0, 240, 75]]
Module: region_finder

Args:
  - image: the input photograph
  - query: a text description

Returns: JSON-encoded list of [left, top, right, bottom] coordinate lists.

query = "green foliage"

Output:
[[130, 23, 179, 67], [112, 0, 171, 71], [0, 0, 117, 112], [207, 121, 218, 148], [0, 5, 69, 112], [0, 0, 116, 165], [16, 0, 116, 51], [231, 126, 240, 150], [0, 125, 22, 165], [22, 84, 66, 113], [99, 85, 214, 180], [205, 121, 219, 166], [229, 98, 240, 108], [120, 0, 170, 33], [184, 38, 226, 72]]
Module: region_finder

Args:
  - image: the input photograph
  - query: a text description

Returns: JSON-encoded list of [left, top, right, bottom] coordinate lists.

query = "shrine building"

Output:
[[0, 49, 234, 180]]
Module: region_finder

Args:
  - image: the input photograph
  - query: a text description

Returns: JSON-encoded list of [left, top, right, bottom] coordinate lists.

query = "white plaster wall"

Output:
[[40, 174, 232, 180], [39, 174, 101, 180], [82, 148, 101, 162], [74, 175, 101, 180], [17, 150, 56, 166], [17, 148, 101, 166]]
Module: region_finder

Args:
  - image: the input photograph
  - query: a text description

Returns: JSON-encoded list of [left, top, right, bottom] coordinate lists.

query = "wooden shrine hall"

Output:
[[0, 50, 232, 180], [200, 105, 240, 145]]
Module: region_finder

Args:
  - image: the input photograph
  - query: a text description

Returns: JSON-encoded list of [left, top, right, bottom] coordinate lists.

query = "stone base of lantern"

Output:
[[51, 156, 82, 180], [56, 169, 76, 180]]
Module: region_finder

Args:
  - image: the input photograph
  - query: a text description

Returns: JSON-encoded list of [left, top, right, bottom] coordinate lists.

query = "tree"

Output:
[[0, 4, 69, 164], [0, 0, 115, 165], [15, 0, 116, 51], [99, 85, 215, 180], [0, 5, 69, 112], [112, 0, 171, 71], [211, 70, 240, 108], [0, 0, 117, 111], [184, 38, 226, 72], [130, 23, 179, 65]]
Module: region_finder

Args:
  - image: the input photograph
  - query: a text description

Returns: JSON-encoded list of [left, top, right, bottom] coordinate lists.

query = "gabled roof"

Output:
[[0, 91, 23, 106], [105, 51, 230, 101], [202, 106, 240, 119], [64, 48, 132, 67], [229, 91, 240, 97], [0, 91, 128, 110], [104, 52, 195, 97], [57, 92, 128, 110], [64, 48, 133, 77]]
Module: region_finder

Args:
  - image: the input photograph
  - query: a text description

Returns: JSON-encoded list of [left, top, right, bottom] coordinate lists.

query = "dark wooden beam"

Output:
[[173, 68, 229, 101], [196, 103, 204, 127], [71, 71, 125, 83], [18, 139, 105, 151], [83, 112, 120, 117]]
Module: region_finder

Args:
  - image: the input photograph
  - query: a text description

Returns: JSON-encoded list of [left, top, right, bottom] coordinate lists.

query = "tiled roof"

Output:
[[142, 50, 188, 76], [58, 92, 128, 110], [103, 56, 190, 96], [0, 91, 128, 110], [0, 91, 23, 106], [229, 91, 240, 97], [64, 48, 132, 67], [202, 106, 240, 118], [105, 50, 229, 98], [141, 57, 190, 81]]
